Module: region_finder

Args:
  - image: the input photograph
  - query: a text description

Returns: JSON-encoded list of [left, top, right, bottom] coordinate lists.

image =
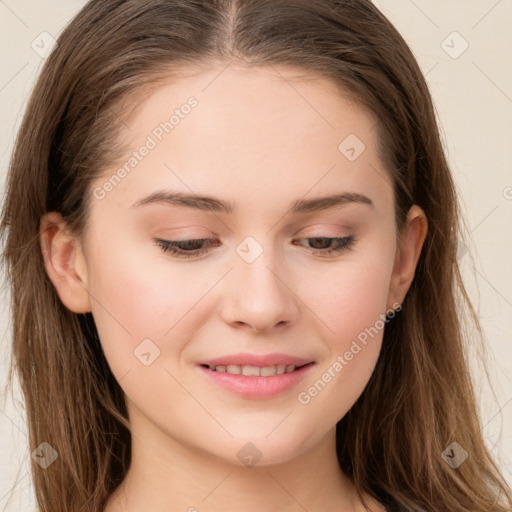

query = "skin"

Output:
[[40, 63, 427, 512]]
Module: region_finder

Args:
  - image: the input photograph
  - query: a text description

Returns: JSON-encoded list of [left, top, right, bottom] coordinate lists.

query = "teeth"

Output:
[[211, 364, 298, 376], [241, 365, 260, 376], [260, 366, 276, 377], [276, 364, 286, 375], [226, 364, 241, 374]]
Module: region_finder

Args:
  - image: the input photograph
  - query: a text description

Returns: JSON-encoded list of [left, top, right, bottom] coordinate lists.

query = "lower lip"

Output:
[[196, 363, 315, 399]]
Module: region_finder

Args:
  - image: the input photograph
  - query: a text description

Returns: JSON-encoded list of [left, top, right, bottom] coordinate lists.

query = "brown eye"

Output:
[[293, 236, 356, 256]]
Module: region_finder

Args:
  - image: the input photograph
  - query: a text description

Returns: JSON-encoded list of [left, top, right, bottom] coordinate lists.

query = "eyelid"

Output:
[[154, 235, 356, 259]]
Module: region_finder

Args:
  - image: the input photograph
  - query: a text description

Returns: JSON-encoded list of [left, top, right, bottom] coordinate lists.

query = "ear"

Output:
[[39, 212, 92, 314], [386, 205, 428, 310]]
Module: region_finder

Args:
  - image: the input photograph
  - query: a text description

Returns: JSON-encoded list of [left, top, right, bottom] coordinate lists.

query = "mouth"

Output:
[[199, 361, 314, 376], [196, 361, 316, 399]]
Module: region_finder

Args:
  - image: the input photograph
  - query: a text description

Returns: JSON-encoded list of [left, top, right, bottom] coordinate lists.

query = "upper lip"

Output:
[[197, 352, 315, 368]]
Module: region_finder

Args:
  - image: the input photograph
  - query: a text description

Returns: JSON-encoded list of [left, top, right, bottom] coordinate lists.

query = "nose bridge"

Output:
[[236, 236, 288, 305], [220, 235, 299, 331]]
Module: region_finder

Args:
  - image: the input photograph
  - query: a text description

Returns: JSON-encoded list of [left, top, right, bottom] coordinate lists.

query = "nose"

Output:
[[220, 246, 300, 333]]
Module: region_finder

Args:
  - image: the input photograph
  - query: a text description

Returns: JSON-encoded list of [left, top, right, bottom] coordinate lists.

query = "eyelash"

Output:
[[154, 236, 356, 259]]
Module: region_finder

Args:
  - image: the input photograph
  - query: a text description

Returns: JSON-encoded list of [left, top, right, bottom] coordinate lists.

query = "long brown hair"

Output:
[[1, 1, 510, 511]]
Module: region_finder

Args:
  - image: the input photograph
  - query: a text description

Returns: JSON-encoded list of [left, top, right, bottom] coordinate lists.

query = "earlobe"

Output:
[[387, 205, 428, 310], [40, 212, 92, 314]]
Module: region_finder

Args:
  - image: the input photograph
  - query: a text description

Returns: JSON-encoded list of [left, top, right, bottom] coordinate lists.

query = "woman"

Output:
[[1, 1, 510, 511]]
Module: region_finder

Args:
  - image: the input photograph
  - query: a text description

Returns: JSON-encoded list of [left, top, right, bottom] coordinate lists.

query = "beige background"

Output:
[[0, 1, 511, 510]]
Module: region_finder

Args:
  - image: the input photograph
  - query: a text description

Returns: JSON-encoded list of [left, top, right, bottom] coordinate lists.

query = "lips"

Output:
[[197, 352, 314, 368], [196, 361, 315, 399], [195, 352, 316, 399]]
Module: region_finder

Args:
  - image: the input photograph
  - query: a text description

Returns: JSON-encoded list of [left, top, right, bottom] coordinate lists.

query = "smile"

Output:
[[196, 362, 315, 399], [202, 363, 305, 376]]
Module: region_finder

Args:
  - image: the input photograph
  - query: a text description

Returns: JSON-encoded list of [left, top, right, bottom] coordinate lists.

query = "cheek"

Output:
[[305, 257, 393, 346], [85, 235, 217, 374], [295, 252, 394, 407]]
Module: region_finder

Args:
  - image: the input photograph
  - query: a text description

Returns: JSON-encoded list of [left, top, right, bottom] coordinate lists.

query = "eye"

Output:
[[154, 236, 356, 259], [154, 238, 220, 259], [293, 236, 356, 256]]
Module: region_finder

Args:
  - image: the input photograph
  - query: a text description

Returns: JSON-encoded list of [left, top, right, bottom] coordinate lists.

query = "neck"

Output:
[[105, 411, 373, 512]]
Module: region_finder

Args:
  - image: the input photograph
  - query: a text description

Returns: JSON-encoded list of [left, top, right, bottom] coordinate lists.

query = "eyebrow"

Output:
[[130, 190, 374, 214]]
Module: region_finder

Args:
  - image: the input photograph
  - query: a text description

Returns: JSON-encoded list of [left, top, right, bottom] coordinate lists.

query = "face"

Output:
[[43, 64, 426, 466]]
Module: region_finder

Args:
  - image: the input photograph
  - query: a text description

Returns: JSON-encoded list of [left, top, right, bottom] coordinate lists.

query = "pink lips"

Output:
[[196, 352, 315, 399], [197, 352, 314, 368]]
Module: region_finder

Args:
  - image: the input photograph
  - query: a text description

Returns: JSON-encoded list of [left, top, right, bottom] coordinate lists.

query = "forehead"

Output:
[[125, 63, 378, 155], [93, 64, 393, 219]]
